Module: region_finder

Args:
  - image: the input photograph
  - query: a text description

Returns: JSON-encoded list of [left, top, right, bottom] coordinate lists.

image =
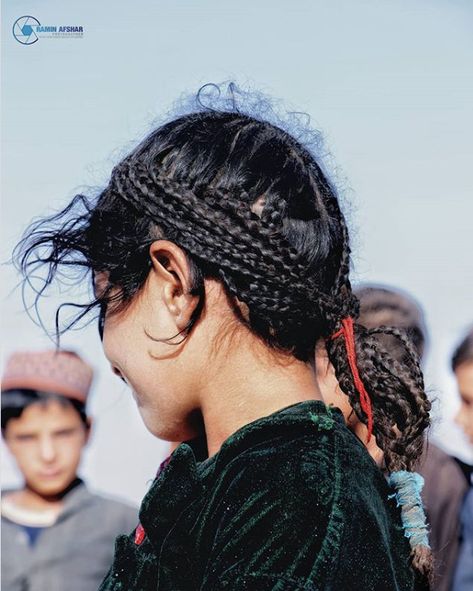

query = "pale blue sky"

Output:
[[2, 0, 472, 503]]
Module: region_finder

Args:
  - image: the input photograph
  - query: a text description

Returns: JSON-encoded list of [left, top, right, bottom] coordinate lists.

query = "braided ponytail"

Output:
[[317, 207, 432, 581], [327, 318, 432, 581]]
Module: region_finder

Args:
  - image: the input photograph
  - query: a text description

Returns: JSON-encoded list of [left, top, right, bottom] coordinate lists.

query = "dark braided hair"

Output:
[[355, 285, 428, 362], [14, 85, 431, 577]]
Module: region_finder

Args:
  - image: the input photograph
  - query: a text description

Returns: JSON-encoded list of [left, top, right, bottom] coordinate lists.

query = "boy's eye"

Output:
[[15, 434, 35, 442], [55, 429, 77, 438]]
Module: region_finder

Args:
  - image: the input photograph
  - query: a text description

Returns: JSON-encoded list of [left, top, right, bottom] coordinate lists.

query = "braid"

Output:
[[328, 325, 430, 469], [114, 157, 432, 471], [322, 201, 432, 581], [111, 160, 338, 358], [309, 189, 430, 469]]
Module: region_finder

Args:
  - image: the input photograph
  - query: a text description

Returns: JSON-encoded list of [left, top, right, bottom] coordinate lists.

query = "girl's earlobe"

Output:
[[175, 291, 199, 331]]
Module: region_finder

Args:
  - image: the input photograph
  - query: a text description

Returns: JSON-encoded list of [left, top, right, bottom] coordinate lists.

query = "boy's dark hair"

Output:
[[14, 85, 430, 472], [451, 328, 473, 371], [1, 389, 88, 433], [355, 285, 427, 364]]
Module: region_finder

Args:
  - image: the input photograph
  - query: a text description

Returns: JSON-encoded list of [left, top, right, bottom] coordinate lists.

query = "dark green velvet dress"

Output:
[[99, 401, 415, 590]]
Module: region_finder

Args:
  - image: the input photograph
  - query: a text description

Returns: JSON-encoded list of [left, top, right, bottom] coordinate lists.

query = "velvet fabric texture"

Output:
[[99, 401, 415, 590]]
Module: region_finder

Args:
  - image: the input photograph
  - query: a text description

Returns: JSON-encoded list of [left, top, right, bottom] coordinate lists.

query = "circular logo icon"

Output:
[[12, 16, 41, 45]]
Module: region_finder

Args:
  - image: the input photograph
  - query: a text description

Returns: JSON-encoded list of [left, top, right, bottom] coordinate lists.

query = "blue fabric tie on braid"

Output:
[[388, 470, 430, 550]]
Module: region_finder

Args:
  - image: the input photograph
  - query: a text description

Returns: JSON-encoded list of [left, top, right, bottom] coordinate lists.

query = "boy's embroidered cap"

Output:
[[2, 350, 93, 403]]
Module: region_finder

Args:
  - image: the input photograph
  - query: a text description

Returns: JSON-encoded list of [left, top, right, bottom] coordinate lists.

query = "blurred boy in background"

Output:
[[452, 329, 473, 591], [1, 350, 138, 591]]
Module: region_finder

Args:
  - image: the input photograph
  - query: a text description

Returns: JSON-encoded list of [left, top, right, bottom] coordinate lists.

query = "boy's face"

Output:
[[455, 361, 473, 444], [4, 400, 89, 497]]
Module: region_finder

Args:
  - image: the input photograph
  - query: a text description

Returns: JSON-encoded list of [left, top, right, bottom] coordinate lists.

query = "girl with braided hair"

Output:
[[15, 85, 431, 590]]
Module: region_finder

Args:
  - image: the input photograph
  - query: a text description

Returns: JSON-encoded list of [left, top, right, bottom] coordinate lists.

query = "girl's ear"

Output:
[[148, 240, 201, 331]]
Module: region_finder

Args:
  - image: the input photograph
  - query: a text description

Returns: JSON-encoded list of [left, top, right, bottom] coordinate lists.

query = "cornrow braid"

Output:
[[117, 155, 433, 471], [110, 159, 339, 358]]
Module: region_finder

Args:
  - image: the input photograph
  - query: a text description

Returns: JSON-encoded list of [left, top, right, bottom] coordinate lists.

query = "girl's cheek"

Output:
[[101, 327, 118, 365]]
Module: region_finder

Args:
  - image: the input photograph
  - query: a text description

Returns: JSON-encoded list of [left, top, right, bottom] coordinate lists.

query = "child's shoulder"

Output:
[[196, 402, 410, 589], [205, 399, 396, 549], [212, 400, 374, 489], [205, 401, 382, 523]]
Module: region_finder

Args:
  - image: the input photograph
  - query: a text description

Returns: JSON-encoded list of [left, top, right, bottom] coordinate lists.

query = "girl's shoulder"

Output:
[[208, 399, 380, 498], [198, 401, 413, 590]]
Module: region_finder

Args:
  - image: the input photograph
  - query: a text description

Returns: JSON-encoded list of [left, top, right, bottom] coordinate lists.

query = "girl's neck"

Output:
[[200, 340, 322, 457]]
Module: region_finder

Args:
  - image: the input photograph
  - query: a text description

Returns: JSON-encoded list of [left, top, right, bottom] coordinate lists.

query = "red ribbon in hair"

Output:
[[331, 316, 374, 442]]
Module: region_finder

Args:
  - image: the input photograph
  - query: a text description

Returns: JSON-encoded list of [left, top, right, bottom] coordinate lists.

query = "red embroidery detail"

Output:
[[156, 455, 172, 478], [133, 457, 171, 546], [134, 523, 145, 545], [331, 316, 374, 442]]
